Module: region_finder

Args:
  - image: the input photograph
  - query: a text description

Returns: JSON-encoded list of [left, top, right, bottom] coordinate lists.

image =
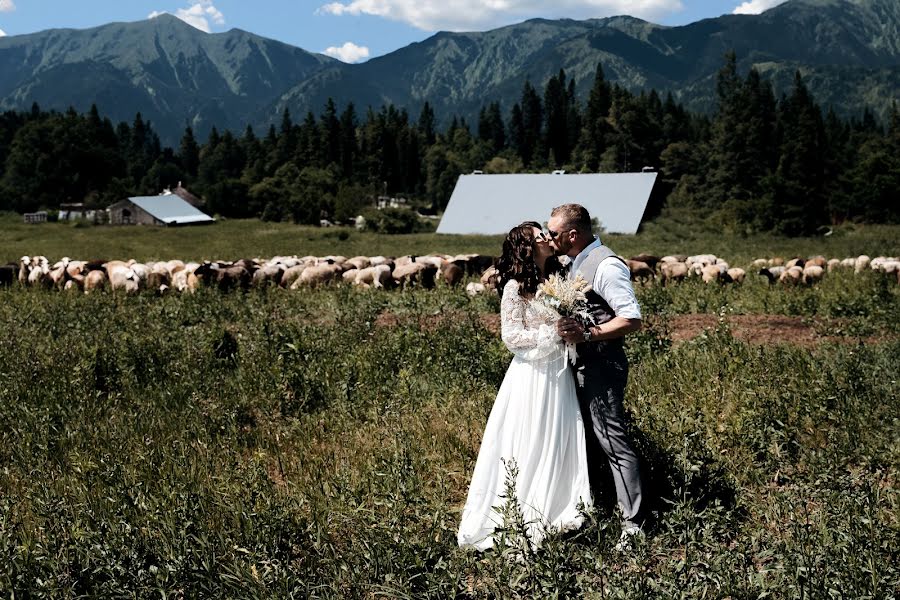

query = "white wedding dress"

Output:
[[457, 279, 592, 551]]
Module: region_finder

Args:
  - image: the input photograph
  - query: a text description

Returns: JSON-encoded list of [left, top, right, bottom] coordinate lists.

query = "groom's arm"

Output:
[[558, 315, 641, 343], [558, 258, 642, 344], [586, 316, 641, 341]]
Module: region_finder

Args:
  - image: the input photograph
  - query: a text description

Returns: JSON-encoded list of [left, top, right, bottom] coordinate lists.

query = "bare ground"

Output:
[[376, 311, 894, 348]]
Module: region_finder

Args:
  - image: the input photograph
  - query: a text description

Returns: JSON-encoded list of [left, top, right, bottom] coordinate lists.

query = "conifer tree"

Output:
[[339, 102, 359, 179], [418, 102, 436, 145], [520, 81, 543, 167], [178, 126, 200, 178], [771, 70, 827, 235], [320, 98, 341, 168]]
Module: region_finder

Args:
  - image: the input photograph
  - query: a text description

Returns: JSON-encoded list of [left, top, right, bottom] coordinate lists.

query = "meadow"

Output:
[[2, 209, 900, 264], [1, 215, 899, 598]]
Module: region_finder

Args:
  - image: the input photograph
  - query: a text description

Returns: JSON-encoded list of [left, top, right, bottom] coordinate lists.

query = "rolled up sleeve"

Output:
[[594, 258, 642, 320]]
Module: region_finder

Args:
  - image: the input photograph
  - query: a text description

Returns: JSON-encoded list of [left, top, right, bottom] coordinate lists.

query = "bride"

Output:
[[457, 221, 592, 551]]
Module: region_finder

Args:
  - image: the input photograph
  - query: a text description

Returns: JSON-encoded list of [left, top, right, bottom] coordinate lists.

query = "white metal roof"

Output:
[[128, 196, 214, 225], [436, 173, 656, 235]]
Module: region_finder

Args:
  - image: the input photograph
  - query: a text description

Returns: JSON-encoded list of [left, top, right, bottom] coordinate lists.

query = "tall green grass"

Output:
[[1, 282, 897, 597]]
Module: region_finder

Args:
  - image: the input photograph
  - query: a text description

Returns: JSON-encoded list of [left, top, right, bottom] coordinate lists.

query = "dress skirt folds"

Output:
[[457, 279, 592, 550]]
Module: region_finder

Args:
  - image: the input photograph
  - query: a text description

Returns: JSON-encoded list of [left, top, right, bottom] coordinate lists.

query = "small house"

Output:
[[108, 195, 214, 226]]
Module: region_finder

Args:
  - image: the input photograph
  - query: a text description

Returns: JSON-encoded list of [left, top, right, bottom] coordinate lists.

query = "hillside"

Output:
[[0, 0, 896, 143], [0, 14, 335, 143]]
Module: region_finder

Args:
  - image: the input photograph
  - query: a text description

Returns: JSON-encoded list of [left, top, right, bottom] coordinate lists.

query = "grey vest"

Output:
[[571, 244, 628, 365]]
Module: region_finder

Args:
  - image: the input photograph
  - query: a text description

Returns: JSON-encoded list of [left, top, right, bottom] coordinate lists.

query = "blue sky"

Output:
[[0, 0, 787, 62]]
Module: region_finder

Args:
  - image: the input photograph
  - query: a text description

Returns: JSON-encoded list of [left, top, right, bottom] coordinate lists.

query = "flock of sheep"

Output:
[[2, 252, 898, 295], [623, 253, 900, 287], [0, 253, 494, 294]]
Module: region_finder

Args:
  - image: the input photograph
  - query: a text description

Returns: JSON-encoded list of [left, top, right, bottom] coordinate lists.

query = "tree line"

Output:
[[0, 51, 897, 235]]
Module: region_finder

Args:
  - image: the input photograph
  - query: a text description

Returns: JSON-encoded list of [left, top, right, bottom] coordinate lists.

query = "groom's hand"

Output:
[[557, 317, 585, 344]]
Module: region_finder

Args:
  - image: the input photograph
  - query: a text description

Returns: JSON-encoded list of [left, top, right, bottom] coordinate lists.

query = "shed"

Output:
[[168, 183, 204, 208], [108, 195, 214, 226], [436, 173, 656, 235]]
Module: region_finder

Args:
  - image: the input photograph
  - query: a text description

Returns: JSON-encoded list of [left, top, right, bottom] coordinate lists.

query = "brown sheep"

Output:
[[660, 262, 688, 285], [625, 259, 655, 283], [806, 256, 827, 269], [252, 265, 284, 287], [393, 262, 437, 288], [147, 270, 171, 291], [725, 268, 746, 284], [439, 261, 465, 287], [346, 256, 371, 270], [700, 264, 722, 284], [295, 264, 342, 288], [480, 266, 500, 289], [84, 270, 108, 293], [779, 266, 803, 285], [280, 265, 307, 288], [802, 265, 825, 285], [629, 254, 660, 271]]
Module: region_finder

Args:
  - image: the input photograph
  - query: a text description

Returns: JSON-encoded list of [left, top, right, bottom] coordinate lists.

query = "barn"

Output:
[[436, 172, 657, 235], [107, 194, 214, 226]]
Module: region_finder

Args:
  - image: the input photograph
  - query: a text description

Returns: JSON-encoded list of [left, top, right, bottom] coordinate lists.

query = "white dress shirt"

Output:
[[571, 238, 642, 320]]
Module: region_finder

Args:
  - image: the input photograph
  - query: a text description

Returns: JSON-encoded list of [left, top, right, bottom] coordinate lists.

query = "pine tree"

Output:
[[478, 101, 505, 154], [520, 81, 543, 167], [418, 102, 436, 145], [772, 70, 827, 235], [339, 102, 359, 179], [581, 63, 613, 171], [178, 126, 200, 178], [320, 98, 341, 168], [544, 69, 570, 166], [508, 103, 525, 160]]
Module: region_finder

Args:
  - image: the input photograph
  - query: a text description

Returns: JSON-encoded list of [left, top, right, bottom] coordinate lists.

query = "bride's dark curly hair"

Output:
[[496, 221, 562, 296]]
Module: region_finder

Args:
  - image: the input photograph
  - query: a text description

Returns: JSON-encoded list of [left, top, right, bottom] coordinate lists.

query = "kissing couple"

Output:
[[457, 203, 646, 553]]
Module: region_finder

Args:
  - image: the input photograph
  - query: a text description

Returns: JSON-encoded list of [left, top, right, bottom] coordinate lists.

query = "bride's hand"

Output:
[[557, 317, 584, 343]]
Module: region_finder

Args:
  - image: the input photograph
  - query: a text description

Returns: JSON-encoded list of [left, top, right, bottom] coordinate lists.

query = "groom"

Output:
[[548, 203, 646, 550]]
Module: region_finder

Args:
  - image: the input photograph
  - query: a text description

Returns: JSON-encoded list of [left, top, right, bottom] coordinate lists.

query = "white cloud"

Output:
[[149, 1, 225, 33], [0, 0, 15, 13], [323, 41, 371, 62], [0, 28, 6, 36], [732, 0, 786, 15], [317, 0, 683, 31]]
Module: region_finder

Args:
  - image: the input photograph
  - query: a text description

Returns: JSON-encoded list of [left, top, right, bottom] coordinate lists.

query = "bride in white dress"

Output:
[[457, 221, 592, 551]]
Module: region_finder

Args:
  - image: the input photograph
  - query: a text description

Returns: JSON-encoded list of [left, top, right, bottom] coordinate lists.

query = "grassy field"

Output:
[[2, 210, 899, 264], [1, 214, 899, 597]]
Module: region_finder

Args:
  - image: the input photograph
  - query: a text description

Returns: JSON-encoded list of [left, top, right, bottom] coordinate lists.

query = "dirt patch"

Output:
[[667, 314, 891, 348], [376, 310, 892, 348]]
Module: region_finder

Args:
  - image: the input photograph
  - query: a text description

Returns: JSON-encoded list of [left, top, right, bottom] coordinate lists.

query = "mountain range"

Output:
[[0, 0, 896, 146]]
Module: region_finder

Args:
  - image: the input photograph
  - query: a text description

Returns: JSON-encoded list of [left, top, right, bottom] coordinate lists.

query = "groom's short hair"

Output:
[[551, 203, 592, 234]]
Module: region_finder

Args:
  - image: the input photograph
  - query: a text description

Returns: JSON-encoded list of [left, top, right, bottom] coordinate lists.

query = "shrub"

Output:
[[361, 206, 422, 234]]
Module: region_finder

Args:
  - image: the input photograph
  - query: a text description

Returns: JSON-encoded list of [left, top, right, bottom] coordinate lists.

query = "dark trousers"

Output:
[[575, 352, 644, 527]]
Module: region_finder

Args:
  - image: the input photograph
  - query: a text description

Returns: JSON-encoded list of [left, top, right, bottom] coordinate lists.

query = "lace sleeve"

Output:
[[500, 280, 563, 361]]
